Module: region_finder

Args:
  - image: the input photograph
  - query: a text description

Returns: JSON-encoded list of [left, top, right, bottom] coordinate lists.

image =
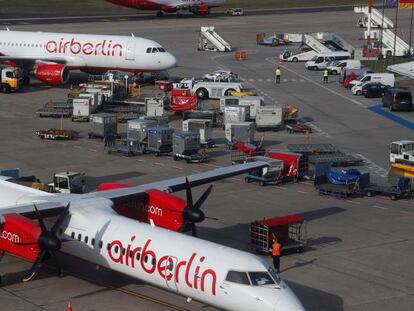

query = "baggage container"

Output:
[[147, 127, 174, 154], [79, 92, 100, 108], [244, 156, 283, 185], [182, 119, 213, 146], [72, 97, 96, 122], [225, 122, 255, 143], [255, 106, 283, 129], [145, 97, 164, 117], [89, 113, 117, 139], [224, 105, 250, 123], [220, 96, 263, 119], [127, 119, 158, 142], [266, 150, 308, 181], [183, 110, 218, 124], [172, 132, 207, 162]]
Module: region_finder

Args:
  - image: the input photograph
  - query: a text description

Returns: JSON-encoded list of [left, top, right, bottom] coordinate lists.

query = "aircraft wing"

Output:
[[0, 55, 86, 66], [0, 201, 66, 219], [93, 161, 269, 204]]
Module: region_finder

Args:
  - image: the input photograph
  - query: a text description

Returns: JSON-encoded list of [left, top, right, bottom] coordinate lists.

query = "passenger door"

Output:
[[126, 40, 135, 61], [164, 256, 179, 292]]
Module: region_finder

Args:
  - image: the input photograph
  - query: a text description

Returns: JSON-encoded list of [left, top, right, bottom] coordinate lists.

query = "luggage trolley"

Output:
[[250, 214, 307, 254]]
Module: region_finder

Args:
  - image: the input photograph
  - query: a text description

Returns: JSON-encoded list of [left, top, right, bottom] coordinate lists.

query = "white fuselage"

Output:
[[0, 30, 176, 72], [0, 180, 304, 311]]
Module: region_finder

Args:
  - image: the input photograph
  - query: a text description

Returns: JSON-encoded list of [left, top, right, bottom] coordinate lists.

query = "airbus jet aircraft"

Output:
[[0, 162, 305, 311], [105, 0, 226, 16], [0, 30, 176, 85]]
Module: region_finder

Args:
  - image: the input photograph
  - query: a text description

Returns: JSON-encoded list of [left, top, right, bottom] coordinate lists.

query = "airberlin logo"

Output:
[[45, 38, 123, 57], [108, 236, 217, 295], [0, 230, 20, 244]]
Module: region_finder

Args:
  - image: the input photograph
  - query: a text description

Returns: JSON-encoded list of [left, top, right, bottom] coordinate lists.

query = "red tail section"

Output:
[[0, 214, 41, 262]]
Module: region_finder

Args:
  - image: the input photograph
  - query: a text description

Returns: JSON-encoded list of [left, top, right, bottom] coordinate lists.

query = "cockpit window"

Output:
[[158, 48, 165, 52], [225, 271, 250, 285], [146, 48, 151, 53], [151, 48, 158, 53], [248, 272, 275, 286]]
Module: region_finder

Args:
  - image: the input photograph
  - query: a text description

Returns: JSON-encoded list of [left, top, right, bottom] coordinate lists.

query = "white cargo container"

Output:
[[220, 96, 263, 119], [255, 106, 283, 129], [182, 119, 213, 145], [82, 88, 104, 105], [225, 122, 255, 143], [145, 97, 164, 117], [72, 98, 93, 121], [79, 92, 100, 108], [224, 105, 250, 123]]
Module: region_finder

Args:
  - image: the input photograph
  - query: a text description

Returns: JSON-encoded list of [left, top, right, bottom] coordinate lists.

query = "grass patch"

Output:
[[362, 56, 414, 73], [0, 0, 381, 16]]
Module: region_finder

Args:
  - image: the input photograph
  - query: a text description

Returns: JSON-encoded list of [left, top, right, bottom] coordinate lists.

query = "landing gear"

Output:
[[22, 75, 30, 86], [156, 11, 164, 17]]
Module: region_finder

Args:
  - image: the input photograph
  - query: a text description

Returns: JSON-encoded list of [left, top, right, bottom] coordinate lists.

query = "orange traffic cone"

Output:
[[67, 302, 73, 311]]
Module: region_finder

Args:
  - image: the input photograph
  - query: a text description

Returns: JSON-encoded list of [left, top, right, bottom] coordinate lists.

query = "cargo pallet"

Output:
[[173, 152, 208, 163], [309, 153, 363, 167], [106, 139, 144, 157]]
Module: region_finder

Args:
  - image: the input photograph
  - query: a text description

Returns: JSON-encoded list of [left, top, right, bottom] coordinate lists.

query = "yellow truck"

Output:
[[0, 67, 22, 93]]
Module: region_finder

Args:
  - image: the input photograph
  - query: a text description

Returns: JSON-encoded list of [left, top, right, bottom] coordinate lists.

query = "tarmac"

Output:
[[1, 7, 414, 311]]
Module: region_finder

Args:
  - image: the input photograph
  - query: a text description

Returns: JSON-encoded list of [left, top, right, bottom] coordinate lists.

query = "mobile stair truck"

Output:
[[250, 214, 307, 254], [279, 34, 331, 62], [172, 132, 207, 163], [198, 26, 232, 52]]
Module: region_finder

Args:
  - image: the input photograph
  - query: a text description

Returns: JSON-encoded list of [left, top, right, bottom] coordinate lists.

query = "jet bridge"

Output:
[[199, 26, 232, 52]]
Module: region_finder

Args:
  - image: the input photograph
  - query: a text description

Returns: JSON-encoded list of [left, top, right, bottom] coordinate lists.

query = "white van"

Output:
[[305, 51, 351, 70], [327, 59, 361, 75], [349, 73, 395, 88]]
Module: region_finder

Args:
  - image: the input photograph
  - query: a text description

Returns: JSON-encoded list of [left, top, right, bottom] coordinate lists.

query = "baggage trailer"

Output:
[[359, 176, 412, 200], [250, 214, 307, 255], [244, 156, 283, 185], [34, 129, 78, 140], [146, 127, 174, 155], [266, 150, 308, 181], [172, 132, 207, 163]]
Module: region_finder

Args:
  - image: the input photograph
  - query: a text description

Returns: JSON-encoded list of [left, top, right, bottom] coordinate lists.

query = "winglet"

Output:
[[6, 27, 10, 31], [149, 219, 155, 227], [131, 32, 135, 37]]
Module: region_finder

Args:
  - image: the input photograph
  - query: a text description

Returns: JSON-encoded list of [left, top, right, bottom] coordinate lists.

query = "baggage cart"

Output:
[[250, 214, 307, 255], [244, 156, 283, 185], [266, 150, 308, 181], [288, 143, 338, 154], [225, 122, 255, 144], [127, 119, 158, 143], [146, 127, 174, 155], [172, 132, 207, 163], [145, 97, 164, 117], [106, 138, 143, 156], [230, 141, 266, 164], [359, 176, 412, 200], [309, 153, 363, 167], [255, 106, 283, 130], [88, 113, 117, 139], [224, 105, 250, 123], [314, 163, 359, 198], [72, 97, 94, 122], [182, 119, 214, 148], [285, 122, 312, 134], [34, 129, 78, 140]]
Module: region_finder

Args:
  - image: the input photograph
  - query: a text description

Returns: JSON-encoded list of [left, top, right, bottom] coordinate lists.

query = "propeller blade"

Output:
[[50, 252, 62, 277], [185, 178, 193, 209], [193, 185, 213, 210], [23, 249, 47, 282], [205, 216, 219, 221], [191, 223, 197, 237], [51, 203, 70, 235], [33, 204, 48, 234]]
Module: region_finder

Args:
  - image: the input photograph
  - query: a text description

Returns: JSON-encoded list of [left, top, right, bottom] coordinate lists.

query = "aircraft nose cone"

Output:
[[165, 53, 177, 69], [274, 281, 305, 311]]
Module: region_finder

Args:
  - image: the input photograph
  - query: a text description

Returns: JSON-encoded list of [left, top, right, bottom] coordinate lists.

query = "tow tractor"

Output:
[[0, 169, 85, 194], [175, 78, 243, 99], [0, 66, 22, 93], [389, 141, 414, 179]]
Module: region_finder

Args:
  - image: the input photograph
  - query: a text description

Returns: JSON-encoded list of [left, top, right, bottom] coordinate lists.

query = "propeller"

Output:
[[15, 203, 72, 282], [181, 178, 214, 237]]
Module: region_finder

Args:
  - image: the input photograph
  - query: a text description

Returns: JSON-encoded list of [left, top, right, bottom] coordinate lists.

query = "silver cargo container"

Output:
[[127, 119, 158, 142], [147, 127, 174, 153], [224, 105, 250, 123], [225, 122, 255, 143], [90, 113, 117, 138], [182, 119, 212, 145], [220, 96, 263, 119], [255, 106, 283, 129], [145, 97, 164, 117], [173, 132, 200, 155]]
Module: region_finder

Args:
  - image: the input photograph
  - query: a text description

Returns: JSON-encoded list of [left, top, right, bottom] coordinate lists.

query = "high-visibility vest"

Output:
[[323, 70, 329, 77], [276, 69, 281, 76], [272, 242, 281, 256]]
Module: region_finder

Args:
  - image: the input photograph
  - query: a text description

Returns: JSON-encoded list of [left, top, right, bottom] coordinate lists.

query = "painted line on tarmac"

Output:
[[368, 104, 414, 132], [400, 210, 414, 216], [274, 186, 287, 189], [266, 57, 364, 107], [346, 200, 361, 205], [373, 205, 389, 210], [137, 159, 145, 162], [172, 166, 183, 170], [153, 162, 164, 166], [89, 148, 97, 152], [354, 154, 388, 178], [203, 163, 220, 168], [231, 177, 242, 182], [192, 169, 201, 173], [297, 190, 310, 194], [74, 146, 81, 149]]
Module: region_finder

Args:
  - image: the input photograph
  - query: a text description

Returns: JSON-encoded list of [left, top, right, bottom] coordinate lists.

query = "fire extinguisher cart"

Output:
[[250, 214, 307, 255]]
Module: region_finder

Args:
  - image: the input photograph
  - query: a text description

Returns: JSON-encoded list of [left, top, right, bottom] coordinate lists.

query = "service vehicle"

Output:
[[327, 59, 361, 75], [256, 33, 289, 47], [382, 88, 412, 111], [0, 66, 22, 93], [351, 82, 368, 95], [250, 214, 307, 254], [34, 129, 78, 140], [349, 73, 395, 88], [279, 48, 317, 62], [305, 51, 351, 70], [362, 82, 391, 98], [203, 70, 238, 82], [390, 140, 414, 164], [227, 7, 244, 16], [176, 78, 243, 99]]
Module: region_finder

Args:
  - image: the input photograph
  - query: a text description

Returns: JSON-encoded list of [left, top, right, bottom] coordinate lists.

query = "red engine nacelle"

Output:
[[0, 214, 41, 262], [193, 4, 209, 15], [35, 64, 70, 85], [97, 183, 186, 231], [2, 60, 17, 67]]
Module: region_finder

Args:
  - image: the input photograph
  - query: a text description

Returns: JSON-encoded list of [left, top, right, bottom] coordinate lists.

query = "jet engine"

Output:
[[35, 64, 70, 85]]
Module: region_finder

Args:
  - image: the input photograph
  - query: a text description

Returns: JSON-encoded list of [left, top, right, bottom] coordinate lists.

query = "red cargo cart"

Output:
[[266, 150, 309, 181], [250, 214, 307, 255]]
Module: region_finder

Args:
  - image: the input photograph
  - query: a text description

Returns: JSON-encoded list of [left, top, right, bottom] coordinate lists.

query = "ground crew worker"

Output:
[[271, 238, 282, 273], [275, 66, 281, 84], [323, 69, 329, 83]]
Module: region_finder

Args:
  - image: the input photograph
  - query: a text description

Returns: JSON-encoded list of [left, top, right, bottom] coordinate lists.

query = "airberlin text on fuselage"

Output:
[[108, 236, 217, 296], [45, 38, 123, 57]]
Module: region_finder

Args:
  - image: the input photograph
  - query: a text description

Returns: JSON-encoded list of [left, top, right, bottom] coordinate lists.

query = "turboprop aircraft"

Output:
[[0, 162, 305, 311], [0, 29, 176, 87]]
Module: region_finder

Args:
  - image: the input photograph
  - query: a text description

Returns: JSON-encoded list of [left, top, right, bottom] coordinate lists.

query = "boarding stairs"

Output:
[[302, 34, 331, 53], [199, 26, 232, 52], [316, 32, 354, 53], [354, 6, 394, 28]]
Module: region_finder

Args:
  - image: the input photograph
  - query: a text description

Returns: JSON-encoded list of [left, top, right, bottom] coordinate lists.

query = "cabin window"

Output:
[[84, 236, 88, 244], [114, 245, 119, 253], [152, 258, 156, 265], [144, 255, 148, 263], [122, 248, 126, 255], [71, 232, 75, 239], [91, 238, 95, 246], [77, 234, 82, 241], [225, 271, 250, 285], [248, 272, 275, 286], [136, 253, 141, 261]]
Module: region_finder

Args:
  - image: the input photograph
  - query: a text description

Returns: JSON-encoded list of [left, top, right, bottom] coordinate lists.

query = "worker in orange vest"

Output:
[[271, 239, 282, 273]]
